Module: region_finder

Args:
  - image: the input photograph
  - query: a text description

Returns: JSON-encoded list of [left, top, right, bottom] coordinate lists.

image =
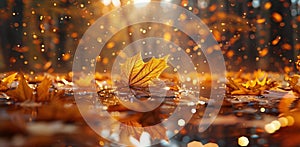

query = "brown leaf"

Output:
[[144, 124, 168, 141], [120, 121, 143, 141], [278, 97, 296, 114], [288, 75, 300, 94], [6, 73, 34, 102], [121, 53, 169, 88], [36, 78, 52, 102]]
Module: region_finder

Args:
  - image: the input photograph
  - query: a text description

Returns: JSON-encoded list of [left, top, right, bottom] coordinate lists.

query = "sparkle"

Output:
[[177, 119, 185, 126], [238, 136, 249, 146]]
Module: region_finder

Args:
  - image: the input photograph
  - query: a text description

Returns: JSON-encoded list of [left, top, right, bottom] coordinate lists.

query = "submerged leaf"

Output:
[[121, 53, 169, 88]]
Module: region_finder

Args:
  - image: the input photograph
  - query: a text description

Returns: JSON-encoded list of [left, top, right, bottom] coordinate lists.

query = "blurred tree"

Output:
[[0, 0, 23, 72]]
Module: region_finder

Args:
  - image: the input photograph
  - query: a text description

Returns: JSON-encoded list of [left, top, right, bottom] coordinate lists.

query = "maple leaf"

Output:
[[6, 73, 34, 102], [121, 53, 169, 88]]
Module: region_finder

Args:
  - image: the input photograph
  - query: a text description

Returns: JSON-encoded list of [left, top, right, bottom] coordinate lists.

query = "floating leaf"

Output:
[[121, 53, 169, 88], [6, 73, 34, 102]]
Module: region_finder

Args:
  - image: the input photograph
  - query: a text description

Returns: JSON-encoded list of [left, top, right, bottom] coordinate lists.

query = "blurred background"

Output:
[[0, 0, 299, 73]]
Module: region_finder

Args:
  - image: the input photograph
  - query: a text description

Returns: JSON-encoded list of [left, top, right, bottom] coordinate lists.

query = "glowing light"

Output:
[[112, 0, 121, 7], [133, 0, 151, 7], [260, 107, 265, 112], [278, 117, 288, 127], [238, 136, 249, 146], [102, 0, 111, 6], [252, 0, 260, 8], [265, 123, 276, 134], [286, 116, 295, 126], [178, 119, 185, 126], [272, 12, 283, 23], [271, 120, 281, 130], [187, 141, 203, 147], [163, 87, 170, 90], [191, 109, 196, 113]]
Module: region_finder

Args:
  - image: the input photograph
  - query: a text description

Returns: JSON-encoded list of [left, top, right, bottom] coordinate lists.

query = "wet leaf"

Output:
[[121, 53, 169, 88], [6, 73, 34, 102]]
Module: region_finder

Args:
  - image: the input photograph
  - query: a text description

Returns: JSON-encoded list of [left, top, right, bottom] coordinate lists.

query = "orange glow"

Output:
[[281, 43, 292, 50], [257, 18, 266, 24], [106, 41, 115, 49], [209, 4, 217, 12], [227, 50, 234, 58], [272, 12, 283, 23], [212, 30, 221, 42], [272, 36, 281, 45], [259, 48, 268, 57], [264, 2, 272, 10], [163, 32, 172, 41]]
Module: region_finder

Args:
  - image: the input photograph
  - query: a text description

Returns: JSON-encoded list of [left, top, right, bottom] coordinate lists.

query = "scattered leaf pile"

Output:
[[3, 73, 64, 103], [2, 52, 300, 145], [226, 70, 277, 95]]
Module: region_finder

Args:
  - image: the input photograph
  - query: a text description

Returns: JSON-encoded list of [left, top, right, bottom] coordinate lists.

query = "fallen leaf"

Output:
[[278, 97, 297, 114], [6, 73, 34, 102], [36, 78, 52, 102], [0, 72, 18, 91], [226, 70, 277, 95], [121, 53, 169, 88], [1, 72, 18, 86], [289, 75, 300, 94]]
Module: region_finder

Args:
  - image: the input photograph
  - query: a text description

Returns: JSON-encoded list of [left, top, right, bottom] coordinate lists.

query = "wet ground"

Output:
[[1, 91, 300, 147]]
